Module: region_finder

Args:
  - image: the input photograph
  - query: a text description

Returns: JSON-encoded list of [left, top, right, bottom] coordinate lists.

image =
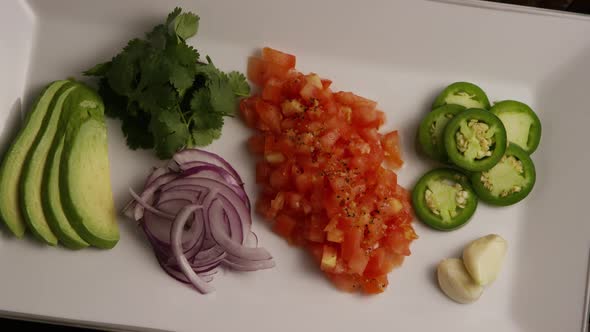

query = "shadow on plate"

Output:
[[511, 45, 590, 331]]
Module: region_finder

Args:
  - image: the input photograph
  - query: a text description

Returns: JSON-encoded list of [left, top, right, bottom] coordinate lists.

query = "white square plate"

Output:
[[1, 1, 589, 331]]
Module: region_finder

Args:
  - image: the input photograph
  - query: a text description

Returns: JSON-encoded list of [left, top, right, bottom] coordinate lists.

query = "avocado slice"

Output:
[[21, 82, 77, 245], [0, 80, 69, 237], [60, 87, 119, 249], [43, 84, 91, 249]]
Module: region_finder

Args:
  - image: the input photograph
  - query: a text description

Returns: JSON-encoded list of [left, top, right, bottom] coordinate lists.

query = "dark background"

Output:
[[1, 1, 588, 331]]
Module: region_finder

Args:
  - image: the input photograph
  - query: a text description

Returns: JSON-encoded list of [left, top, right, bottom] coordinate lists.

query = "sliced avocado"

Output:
[[21, 82, 77, 245], [0, 80, 69, 237], [43, 84, 92, 249], [60, 87, 119, 249], [44, 135, 89, 249]]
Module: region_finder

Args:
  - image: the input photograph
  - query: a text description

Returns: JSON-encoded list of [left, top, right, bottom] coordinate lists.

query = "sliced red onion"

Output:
[[126, 149, 274, 295], [129, 188, 175, 220], [209, 199, 271, 261], [182, 165, 241, 187], [145, 167, 171, 187], [173, 149, 243, 184], [223, 258, 276, 271], [134, 173, 179, 220], [171, 205, 213, 294]]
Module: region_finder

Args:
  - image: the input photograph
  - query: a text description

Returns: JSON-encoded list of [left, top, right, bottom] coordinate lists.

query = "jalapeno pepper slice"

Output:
[[444, 108, 507, 172], [412, 168, 478, 231], [490, 100, 541, 155], [432, 82, 491, 110], [417, 104, 466, 162], [470, 143, 536, 206]]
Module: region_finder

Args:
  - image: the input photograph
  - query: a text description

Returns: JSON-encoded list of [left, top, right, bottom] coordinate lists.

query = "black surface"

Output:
[[0, 318, 105, 331], [2, 1, 588, 331]]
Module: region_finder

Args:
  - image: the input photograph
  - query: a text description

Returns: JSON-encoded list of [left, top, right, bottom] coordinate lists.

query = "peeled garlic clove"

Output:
[[437, 258, 484, 304], [462, 234, 507, 286]]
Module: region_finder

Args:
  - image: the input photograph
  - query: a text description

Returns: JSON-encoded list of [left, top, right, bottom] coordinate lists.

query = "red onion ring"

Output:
[[125, 149, 274, 294]]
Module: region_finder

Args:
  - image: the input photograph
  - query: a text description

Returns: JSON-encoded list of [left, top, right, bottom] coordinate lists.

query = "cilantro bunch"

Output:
[[84, 8, 249, 159]]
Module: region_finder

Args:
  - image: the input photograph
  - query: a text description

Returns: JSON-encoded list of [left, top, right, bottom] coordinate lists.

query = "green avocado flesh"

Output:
[[43, 86, 106, 249], [44, 136, 88, 249], [0, 80, 69, 237], [496, 112, 532, 150], [426, 180, 462, 223], [21, 83, 77, 245], [61, 108, 118, 249]]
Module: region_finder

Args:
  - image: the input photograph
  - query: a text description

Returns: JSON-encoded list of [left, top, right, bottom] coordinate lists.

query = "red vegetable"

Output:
[[241, 48, 416, 294], [124, 149, 274, 294]]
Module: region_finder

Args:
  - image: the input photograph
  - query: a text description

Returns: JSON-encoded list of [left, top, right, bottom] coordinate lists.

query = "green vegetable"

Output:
[[412, 168, 478, 231], [433, 82, 491, 110], [21, 82, 77, 245], [417, 104, 465, 162], [444, 108, 507, 172], [60, 87, 119, 249], [470, 143, 536, 206], [85, 7, 249, 159], [490, 100, 541, 154], [44, 84, 95, 249], [0, 80, 69, 237]]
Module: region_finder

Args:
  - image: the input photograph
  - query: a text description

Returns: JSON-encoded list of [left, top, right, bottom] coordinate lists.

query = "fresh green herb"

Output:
[[84, 7, 249, 159]]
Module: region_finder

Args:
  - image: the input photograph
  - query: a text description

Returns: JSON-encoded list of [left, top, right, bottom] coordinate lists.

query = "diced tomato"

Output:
[[269, 165, 291, 190], [239, 97, 259, 128], [262, 47, 296, 69], [274, 214, 297, 239], [361, 275, 388, 294], [384, 230, 412, 256], [262, 77, 284, 104], [248, 57, 290, 86], [242, 48, 415, 294], [382, 131, 404, 169], [255, 99, 282, 133], [255, 161, 271, 183], [248, 134, 265, 154], [327, 273, 360, 292], [341, 226, 362, 262]]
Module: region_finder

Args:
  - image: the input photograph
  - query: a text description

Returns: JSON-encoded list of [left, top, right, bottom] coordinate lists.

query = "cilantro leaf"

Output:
[[97, 78, 126, 119], [227, 71, 250, 97], [84, 7, 244, 159], [121, 111, 154, 150], [149, 109, 189, 159], [137, 84, 177, 114], [207, 74, 237, 117], [190, 128, 221, 147], [166, 7, 182, 26], [84, 62, 111, 77], [169, 12, 199, 41], [189, 88, 225, 129]]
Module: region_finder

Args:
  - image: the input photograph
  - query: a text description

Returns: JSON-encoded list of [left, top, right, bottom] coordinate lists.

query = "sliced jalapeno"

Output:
[[444, 108, 507, 172], [490, 100, 541, 155], [412, 168, 478, 231], [432, 82, 491, 110], [417, 104, 466, 161], [470, 143, 536, 206]]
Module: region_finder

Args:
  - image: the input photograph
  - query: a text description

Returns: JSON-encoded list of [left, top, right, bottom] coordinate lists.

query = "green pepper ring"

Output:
[[432, 82, 491, 110], [470, 143, 536, 206], [490, 100, 542, 155], [412, 168, 478, 231], [444, 108, 507, 172], [417, 104, 466, 162]]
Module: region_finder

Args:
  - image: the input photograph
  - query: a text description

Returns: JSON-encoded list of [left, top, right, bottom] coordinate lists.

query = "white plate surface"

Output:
[[1, 0, 589, 331]]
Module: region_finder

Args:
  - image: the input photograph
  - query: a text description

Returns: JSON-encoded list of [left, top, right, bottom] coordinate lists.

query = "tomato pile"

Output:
[[241, 47, 417, 294]]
